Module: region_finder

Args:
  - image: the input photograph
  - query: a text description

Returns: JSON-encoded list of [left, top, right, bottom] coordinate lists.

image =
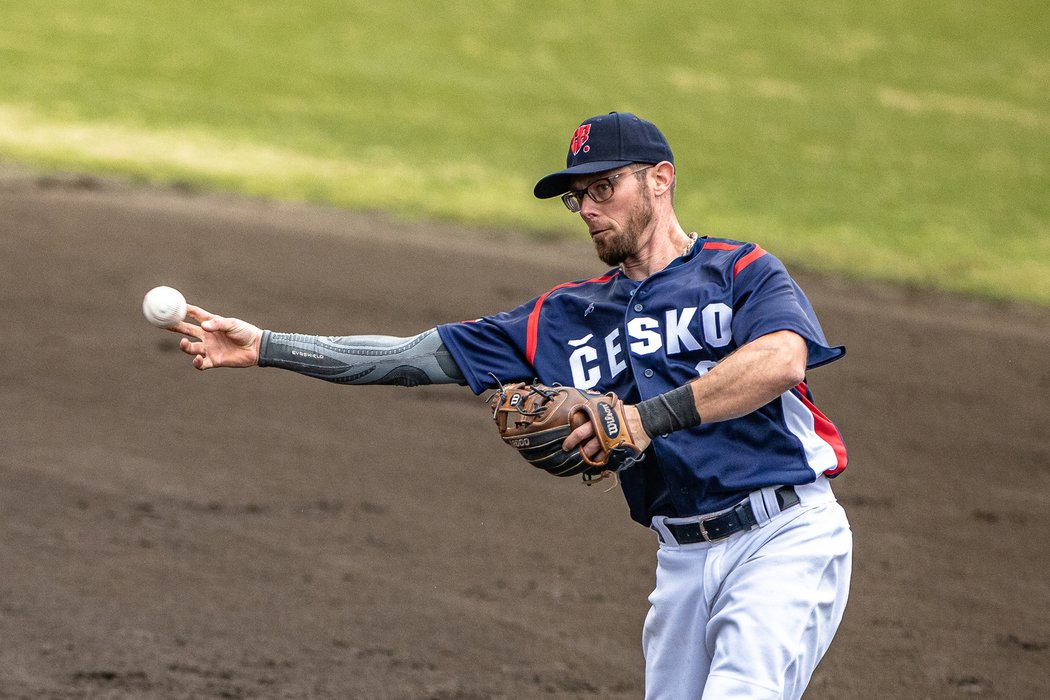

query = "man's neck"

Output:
[[620, 216, 694, 281]]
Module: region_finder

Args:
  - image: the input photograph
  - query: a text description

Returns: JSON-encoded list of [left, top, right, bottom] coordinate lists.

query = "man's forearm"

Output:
[[689, 330, 806, 422], [635, 330, 807, 436], [257, 328, 466, 387]]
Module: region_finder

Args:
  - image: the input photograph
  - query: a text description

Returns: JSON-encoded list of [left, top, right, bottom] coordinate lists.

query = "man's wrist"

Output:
[[256, 330, 273, 367], [635, 384, 703, 437]]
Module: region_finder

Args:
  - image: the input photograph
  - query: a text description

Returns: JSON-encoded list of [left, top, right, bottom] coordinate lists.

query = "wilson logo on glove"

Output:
[[597, 402, 620, 438]]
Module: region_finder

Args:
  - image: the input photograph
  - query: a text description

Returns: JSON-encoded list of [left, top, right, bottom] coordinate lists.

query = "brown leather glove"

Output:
[[488, 382, 644, 480]]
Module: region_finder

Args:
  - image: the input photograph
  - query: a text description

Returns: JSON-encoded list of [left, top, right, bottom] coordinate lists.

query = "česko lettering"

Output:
[[569, 303, 733, 389]]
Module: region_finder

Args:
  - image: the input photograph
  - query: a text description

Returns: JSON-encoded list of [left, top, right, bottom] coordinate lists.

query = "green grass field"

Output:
[[2, 2, 1048, 305]]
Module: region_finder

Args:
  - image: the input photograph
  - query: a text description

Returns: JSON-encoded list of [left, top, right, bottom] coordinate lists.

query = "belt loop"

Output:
[[761, 486, 783, 519], [749, 489, 773, 526], [650, 516, 676, 545]]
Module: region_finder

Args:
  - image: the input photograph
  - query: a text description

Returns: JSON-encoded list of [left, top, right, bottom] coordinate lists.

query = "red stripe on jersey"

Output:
[[793, 382, 848, 476], [526, 274, 618, 365], [701, 241, 742, 251], [700, 240, 766, 277], [734, 245, 767, 276]]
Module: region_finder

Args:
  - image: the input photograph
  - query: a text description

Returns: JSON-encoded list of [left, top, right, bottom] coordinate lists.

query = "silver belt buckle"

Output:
[[698, 517, 725, 543]]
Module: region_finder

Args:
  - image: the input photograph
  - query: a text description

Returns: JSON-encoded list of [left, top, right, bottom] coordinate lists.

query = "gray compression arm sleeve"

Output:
[[257, 328, 466, 387]]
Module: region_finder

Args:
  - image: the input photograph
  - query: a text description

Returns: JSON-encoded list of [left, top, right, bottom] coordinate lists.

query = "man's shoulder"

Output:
[[690, 236, 776, 278]]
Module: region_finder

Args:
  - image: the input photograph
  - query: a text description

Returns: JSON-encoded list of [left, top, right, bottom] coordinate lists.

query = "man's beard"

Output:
[[593, 191, 654, 266]]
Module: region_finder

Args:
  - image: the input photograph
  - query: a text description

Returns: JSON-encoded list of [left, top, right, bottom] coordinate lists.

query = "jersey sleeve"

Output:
[[436, 300, 538, 394], [731, 247, 845, 369]]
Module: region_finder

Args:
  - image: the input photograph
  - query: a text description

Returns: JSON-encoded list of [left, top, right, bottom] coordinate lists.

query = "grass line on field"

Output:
[[4, 97, 1048, 307], [0, 103, 367, 180], [0, 103, 562, 230]]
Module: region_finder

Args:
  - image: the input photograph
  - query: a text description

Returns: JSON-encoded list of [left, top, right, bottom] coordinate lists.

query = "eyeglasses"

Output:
[[561, 166, 654, 213]]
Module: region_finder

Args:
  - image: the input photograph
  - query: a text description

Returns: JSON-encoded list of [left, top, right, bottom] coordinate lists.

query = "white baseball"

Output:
[[142, 286, 187, 328]]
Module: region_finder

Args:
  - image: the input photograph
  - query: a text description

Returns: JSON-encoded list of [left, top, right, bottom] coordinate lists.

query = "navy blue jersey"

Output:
[[437, 236, 847, 525]]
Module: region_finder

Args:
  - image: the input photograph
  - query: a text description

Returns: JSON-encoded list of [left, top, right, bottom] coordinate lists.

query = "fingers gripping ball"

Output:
[[142, 286, 187, 328], [488, 382, 644, 481]]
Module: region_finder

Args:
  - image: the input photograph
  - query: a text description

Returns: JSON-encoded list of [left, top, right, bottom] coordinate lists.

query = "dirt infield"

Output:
[[1, 172, 1048, 699]]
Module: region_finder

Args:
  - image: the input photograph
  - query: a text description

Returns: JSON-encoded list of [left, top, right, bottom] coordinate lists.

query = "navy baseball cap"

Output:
[[533, 112, 674, 199]]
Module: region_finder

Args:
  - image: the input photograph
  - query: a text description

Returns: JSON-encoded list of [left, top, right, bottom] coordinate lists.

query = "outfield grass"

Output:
[[1, 2, 1047, 305]]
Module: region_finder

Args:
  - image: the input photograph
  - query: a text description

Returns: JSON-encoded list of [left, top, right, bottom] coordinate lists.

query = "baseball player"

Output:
[[169, 112, 852, 699]]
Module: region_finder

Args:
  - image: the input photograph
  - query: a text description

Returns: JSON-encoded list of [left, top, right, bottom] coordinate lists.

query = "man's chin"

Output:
[[594, 240, 629, 266]]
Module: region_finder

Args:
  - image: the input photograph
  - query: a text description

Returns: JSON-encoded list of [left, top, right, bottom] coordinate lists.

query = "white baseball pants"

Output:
[[643, 478, 852, 699]]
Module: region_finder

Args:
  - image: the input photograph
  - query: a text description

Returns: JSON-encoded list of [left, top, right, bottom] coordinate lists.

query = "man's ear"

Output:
[[650, 161, 676, 197]]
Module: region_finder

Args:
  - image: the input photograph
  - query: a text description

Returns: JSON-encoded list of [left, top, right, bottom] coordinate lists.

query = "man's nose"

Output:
[[578, 193, 601, 217]]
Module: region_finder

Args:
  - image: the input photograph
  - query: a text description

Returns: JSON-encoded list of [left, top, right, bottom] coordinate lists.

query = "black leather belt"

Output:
[[661, 486, 800, 544]]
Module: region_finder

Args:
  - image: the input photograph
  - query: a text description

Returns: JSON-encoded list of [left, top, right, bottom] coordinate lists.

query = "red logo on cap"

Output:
[[569, 124, 591, 156]]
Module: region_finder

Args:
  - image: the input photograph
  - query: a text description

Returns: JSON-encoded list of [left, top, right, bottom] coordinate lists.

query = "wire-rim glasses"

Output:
[[561, 165, 654, 213]]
